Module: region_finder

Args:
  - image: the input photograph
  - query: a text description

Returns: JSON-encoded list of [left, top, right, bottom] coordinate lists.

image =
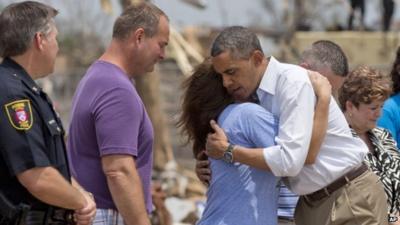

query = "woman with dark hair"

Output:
[[339, 66, 400, 224], [178, 60, 280, 225], [378, 47, 400, 149]]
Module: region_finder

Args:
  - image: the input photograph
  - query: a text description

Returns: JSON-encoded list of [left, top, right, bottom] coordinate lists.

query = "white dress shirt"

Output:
[[259, 56, 368, 195]]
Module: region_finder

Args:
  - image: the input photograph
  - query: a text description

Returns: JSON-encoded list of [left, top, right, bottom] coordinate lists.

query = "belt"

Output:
[[24, 208, 75, 225], [278, 216, 295, 222], [304, 163, 368, 202]]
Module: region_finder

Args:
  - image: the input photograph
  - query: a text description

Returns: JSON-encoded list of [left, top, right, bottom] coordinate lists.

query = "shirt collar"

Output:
[[257, 56, 280, 96], [2, 57, 41, 94]]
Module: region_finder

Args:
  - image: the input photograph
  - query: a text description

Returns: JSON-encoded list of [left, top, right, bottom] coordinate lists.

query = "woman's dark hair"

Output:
[[390, 47, 400, 94], [178, 59, 234, 158]]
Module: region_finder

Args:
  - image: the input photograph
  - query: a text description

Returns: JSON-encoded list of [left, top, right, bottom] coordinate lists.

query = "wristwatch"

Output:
[[389, 214, 398, 223], [223, 143, 235, 163]]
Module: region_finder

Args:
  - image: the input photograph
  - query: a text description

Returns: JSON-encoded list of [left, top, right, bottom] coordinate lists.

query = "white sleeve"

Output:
[[262, 76, 316, 177]]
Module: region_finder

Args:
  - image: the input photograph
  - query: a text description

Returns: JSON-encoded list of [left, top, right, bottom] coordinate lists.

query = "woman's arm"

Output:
[[305, 71, 331, 164]]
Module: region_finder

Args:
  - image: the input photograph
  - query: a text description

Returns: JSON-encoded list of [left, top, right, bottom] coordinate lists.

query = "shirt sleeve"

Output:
[[0, 98, 51, 176], [92, 87, 143, 157], [262, 76, 316, 177]]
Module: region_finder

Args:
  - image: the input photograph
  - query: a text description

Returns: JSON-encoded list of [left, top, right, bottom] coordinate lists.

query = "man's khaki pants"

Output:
[[295, 170, 388, 225]]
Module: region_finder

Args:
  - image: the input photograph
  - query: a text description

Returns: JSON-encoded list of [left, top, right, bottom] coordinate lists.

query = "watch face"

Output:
[[223, 152, 233, 163]]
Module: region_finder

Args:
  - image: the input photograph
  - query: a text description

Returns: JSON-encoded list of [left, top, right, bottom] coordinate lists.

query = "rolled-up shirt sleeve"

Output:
[[262, 77, 316, 177]]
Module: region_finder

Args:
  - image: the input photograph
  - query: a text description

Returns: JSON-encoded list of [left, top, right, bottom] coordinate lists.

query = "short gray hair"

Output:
[[300, 40, 349, 77], [0, 1, 58, 57], [211, 26, 263, 59], [112, 2, 168, 40]]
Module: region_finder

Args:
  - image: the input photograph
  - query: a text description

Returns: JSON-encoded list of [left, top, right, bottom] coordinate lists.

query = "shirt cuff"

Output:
[[263, 145, 286, 176]]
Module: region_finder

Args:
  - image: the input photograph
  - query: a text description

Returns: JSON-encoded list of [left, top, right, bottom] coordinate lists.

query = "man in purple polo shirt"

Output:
[[67, 2, 169, 225]]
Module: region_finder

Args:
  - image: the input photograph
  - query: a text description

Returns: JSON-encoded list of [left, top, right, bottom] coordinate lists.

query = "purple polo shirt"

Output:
[[67, 61, 154, 212]]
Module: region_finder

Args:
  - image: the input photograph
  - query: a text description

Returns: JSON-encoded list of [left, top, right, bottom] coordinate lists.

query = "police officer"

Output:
[[0, 2, 96, 225]]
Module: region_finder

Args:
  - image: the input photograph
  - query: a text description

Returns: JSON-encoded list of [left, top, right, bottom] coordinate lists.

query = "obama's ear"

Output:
[[299, 62, 311, 70]]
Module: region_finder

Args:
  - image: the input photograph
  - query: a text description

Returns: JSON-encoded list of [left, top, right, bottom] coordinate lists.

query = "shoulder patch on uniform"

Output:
[[4, 99, 33, 131]]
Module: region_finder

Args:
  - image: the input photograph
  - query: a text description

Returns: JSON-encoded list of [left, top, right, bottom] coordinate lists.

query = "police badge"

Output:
[[5, 100, 33, 130]]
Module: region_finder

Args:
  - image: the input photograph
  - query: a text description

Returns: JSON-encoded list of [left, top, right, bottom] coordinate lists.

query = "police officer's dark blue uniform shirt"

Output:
[[0, 58, 70, 210]]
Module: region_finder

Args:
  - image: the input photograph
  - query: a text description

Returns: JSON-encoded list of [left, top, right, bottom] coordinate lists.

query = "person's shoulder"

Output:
[[0, 77, 31, 118], [228, 103, 275, 122], [273, 60, 308, 83], [385, 94, 400, 107], [224, 102, 261, 112], [84, 61, 135, 91], [87, 61, 124, 78], [371, 127, 398, 150], [272, 57, 305, 73], [0, 66, 24, 97], [235, 102, 266, 112], [381, 95, 400, 115], [0, 64, 22, 82], [373, 127, 387, 134], [372, 127, 395, 141]]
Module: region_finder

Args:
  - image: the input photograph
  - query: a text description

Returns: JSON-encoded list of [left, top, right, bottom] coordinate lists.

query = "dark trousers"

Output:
[[21, 210, 74, 225], [383, 0, 395, 31], [24, 211, 48, 225], [348, 0, 365, 30], [0, 212, 45, 225]]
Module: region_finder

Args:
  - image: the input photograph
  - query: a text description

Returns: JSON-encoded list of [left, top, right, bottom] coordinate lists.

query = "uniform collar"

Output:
[[257, 56, 279, 96], [2, 57, 41, 94]]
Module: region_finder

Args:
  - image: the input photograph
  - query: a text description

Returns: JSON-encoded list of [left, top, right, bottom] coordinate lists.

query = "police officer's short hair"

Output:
[[112, 2, 168, 40], [211, 26, 264, 60], [0, 1, 58, 58], [300, 40, 349, 77]]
